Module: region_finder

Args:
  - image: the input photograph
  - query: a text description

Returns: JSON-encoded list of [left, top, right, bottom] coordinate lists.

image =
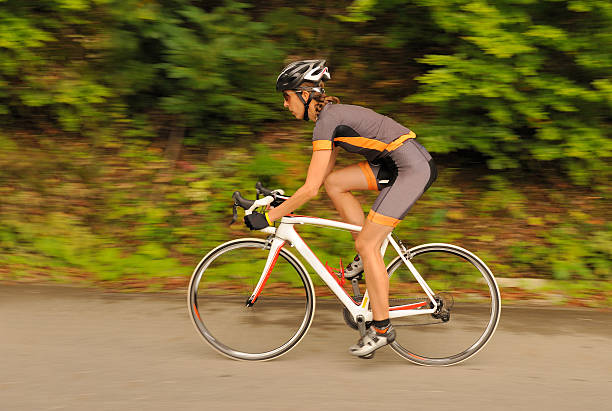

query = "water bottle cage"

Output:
[[325, 259, 346, 287]]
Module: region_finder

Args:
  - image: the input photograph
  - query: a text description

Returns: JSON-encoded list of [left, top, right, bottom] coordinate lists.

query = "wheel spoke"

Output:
[[188, 239, 315, 361], [387, 244, 501, 365]]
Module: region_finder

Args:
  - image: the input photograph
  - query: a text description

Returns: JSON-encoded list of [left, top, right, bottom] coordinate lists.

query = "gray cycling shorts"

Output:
[[358, 139, 437, 227]]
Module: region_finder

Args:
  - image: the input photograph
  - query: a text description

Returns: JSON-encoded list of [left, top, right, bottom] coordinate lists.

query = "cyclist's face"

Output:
[[283, 90, 309, 120]]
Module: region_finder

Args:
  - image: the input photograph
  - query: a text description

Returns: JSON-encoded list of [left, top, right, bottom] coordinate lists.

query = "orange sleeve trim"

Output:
[[387, 131, 416, 152], [358, 161, 379, 191], [313, 140, 333, 151], [367, 210, 401, 227]]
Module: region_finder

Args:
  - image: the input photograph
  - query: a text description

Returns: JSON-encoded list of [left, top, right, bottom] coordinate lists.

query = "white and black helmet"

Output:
[[276, 59, 331, 93]]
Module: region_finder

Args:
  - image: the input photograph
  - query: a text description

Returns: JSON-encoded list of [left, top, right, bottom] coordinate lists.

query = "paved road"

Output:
[[1, 284, 610, 410]]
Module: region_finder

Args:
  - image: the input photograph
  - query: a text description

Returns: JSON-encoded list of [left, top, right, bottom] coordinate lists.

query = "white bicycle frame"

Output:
[[245, 196, 438, 323]]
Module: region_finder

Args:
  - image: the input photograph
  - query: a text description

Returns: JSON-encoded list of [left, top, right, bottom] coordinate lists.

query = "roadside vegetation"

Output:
[[0, 1, 610, 305]]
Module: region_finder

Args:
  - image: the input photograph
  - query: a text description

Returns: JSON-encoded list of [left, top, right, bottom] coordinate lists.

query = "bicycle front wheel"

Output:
[[386, 243, 501, 366], [188, 238, 315, 361]]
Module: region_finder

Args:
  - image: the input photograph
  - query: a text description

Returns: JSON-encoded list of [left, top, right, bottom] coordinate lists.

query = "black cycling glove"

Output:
[[244, 211, 272, 230]]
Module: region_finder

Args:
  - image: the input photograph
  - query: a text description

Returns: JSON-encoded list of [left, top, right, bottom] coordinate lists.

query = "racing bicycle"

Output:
[[188, 183, 501, 365]]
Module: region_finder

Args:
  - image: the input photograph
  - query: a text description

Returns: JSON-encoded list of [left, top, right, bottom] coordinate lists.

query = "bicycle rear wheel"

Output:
[[188, 238, 315, 361], [386, 243, 501, 366]]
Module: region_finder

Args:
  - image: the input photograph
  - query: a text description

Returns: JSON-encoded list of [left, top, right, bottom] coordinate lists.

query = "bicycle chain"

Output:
[[347, 294, 454, 327], [390, 297, 446, 327], [343, 296, 447, 328]]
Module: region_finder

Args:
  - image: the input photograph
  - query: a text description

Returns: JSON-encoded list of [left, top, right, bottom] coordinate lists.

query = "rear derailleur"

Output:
[[430, 293, 453, 322]]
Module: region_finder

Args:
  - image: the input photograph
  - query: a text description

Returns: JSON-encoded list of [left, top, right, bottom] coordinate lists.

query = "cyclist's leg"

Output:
[[324, 162, 377, 240], [349, 220, 396, 356], [359, 142, 436, 320], [354, 220, 394, 320]]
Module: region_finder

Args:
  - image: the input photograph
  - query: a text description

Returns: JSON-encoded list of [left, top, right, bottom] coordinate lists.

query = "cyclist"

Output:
[[244, 59, 437, 357]]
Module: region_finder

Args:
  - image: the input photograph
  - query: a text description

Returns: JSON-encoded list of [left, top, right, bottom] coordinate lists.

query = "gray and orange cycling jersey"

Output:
[[312, 103, 437, 228], [313, 104, 415, 162]]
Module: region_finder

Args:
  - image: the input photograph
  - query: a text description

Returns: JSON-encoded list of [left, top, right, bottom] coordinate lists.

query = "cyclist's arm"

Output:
[[267, 148, 336, 222], [324, 146, 339, 178]]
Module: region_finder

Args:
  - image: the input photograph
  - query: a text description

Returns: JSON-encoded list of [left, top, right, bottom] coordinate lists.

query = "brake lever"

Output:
[[229, 202, 238, 225]]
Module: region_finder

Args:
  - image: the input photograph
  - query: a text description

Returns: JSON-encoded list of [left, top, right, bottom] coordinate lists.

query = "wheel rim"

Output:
[[387, 244, 500, 365], [188, 239, 315, 361]]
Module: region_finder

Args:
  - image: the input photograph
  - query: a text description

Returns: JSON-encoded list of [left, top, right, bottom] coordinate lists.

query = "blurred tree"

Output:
[[0, 0, 113, 133], [105, 0, 284, 147], [343, 0, 612, 184], [0, 0, 285, 146], [1, 0, 611, 182]]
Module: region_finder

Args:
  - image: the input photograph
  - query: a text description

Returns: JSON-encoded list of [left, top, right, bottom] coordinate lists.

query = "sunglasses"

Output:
[[283, 87, 323, 101], [283, 91, 294, 101]]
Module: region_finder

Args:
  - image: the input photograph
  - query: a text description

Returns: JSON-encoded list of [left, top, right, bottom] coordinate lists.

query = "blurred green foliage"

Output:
[[0, 132, 609, 291], [0, 1, 610, 301], [0, 0, 283, 141], [1, 0, 610, 182], [344, 0, 612, 184]]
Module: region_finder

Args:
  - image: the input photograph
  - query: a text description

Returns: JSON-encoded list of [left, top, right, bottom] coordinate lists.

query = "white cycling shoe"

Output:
[[349, 324, 396, 357]]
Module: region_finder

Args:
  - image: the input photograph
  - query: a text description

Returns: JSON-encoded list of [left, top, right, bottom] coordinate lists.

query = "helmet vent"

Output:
[[276, 59, 330, 92]]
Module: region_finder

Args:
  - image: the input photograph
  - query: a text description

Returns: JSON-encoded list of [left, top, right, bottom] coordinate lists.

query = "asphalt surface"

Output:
[[1, 284, 610, 410]]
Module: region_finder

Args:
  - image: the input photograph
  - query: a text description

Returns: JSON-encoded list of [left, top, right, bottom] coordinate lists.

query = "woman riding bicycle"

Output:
[[244, 59, 437, 357]]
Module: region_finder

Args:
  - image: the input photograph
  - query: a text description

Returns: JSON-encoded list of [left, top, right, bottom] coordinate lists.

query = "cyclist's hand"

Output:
[[244, 211, 271, 230]]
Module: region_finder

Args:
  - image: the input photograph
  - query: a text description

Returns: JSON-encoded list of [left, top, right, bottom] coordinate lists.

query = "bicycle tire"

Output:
[[188, 238, 315, 361], [386, 243, 501, 366]]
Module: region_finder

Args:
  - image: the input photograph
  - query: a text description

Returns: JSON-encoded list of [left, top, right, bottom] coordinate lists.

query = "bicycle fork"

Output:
[[245, 237, 286, 307]]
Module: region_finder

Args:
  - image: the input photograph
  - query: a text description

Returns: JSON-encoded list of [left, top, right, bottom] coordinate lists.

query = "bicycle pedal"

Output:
[[347, 273, 363, 282], [358, 352, 375, 360]]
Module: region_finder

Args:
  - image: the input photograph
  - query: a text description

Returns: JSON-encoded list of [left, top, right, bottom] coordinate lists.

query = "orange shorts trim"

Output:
[[367, 210, 400, 227], [358, 162, 378, 191]]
